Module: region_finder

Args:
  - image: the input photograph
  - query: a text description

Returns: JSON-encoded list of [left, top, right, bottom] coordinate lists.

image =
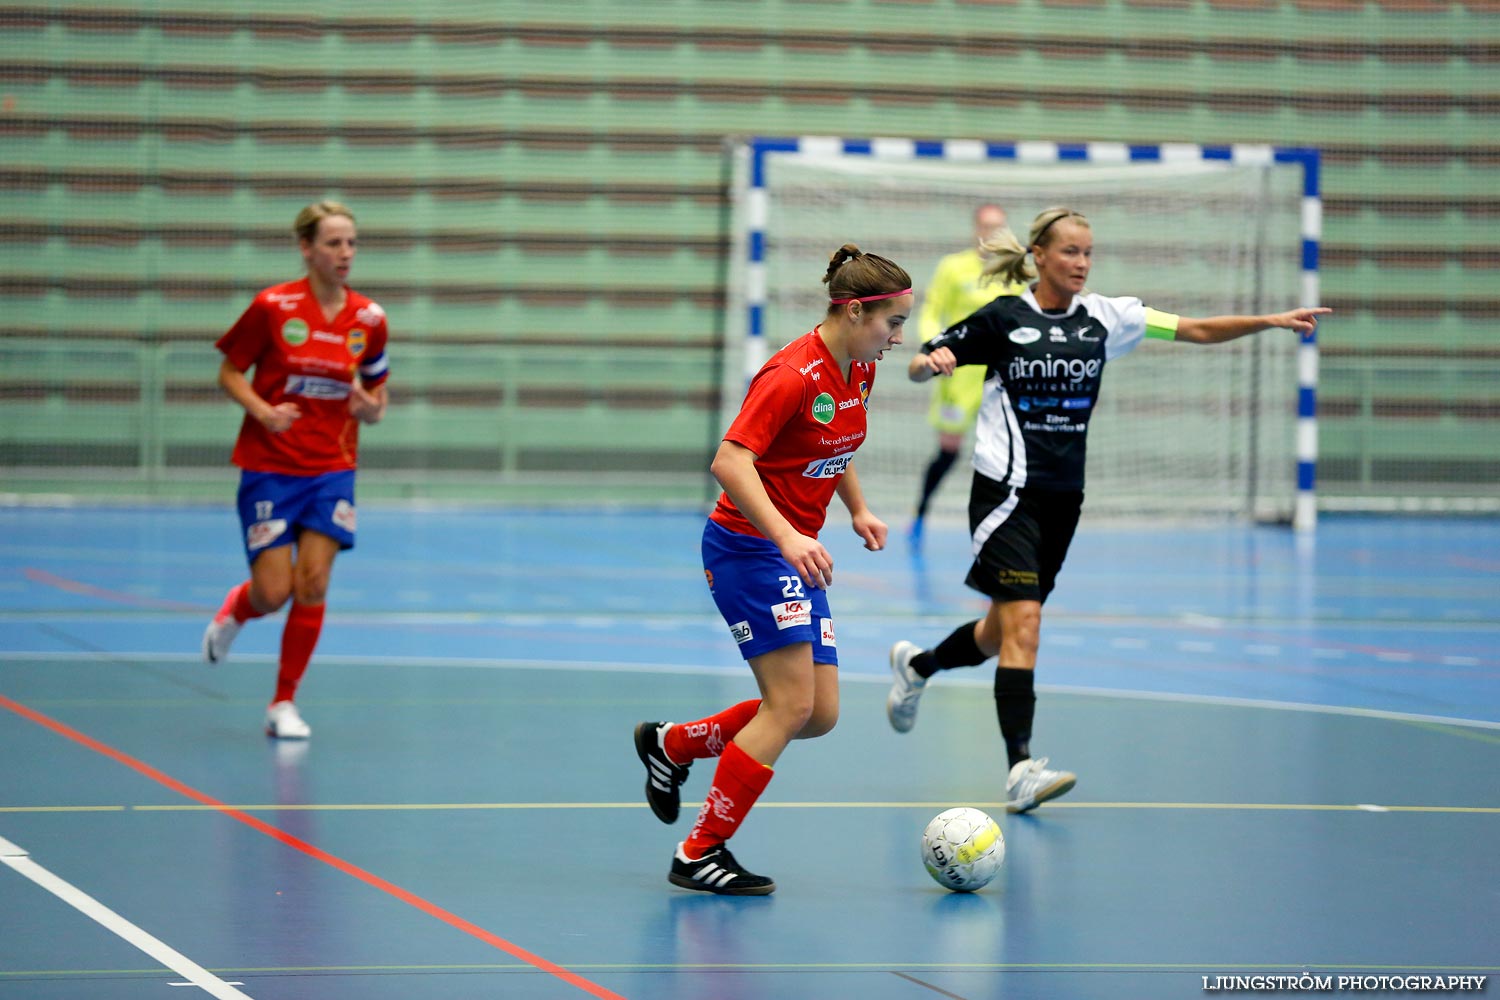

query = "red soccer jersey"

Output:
[[711, 329, 876, 539], [215, 278, 390, 476]]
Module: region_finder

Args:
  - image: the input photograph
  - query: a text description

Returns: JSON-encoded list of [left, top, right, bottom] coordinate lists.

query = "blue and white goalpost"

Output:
[[731, 137, 1321, 530]]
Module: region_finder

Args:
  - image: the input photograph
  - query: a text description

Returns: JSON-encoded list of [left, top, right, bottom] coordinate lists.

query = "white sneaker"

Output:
[[886, 640, 927, 733], [202, 616, 241, 665], [1005, 756, 1076, 813], [265, 700, 311, 740]]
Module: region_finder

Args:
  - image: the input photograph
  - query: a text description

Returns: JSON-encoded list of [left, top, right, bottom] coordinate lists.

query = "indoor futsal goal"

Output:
[[727, 138, 1321, 531]]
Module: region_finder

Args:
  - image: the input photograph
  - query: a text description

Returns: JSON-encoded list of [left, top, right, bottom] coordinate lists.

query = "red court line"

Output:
[[24, 567, 205, 612], [0, 692, 626, 1000]]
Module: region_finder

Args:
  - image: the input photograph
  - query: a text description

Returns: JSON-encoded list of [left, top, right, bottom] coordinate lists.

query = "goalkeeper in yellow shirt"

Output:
[[911, 203, 1022, 544]]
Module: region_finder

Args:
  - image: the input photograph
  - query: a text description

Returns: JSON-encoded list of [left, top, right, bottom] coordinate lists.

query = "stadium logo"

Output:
[[1009, 327, 1042, 345], [811, 392, 836, 424], [281, 318, 310, 346]]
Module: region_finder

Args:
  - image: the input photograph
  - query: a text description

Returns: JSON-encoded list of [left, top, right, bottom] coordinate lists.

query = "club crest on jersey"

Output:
[[859, 380, 870, 408], [281, 318, 310, 346], [347, 327, 367, 357], [811, 392, 836, 424]]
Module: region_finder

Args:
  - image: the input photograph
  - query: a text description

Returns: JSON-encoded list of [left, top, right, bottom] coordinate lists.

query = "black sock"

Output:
[[910, 620, 985, 678], [993, 666, 1036, 768], [915, 448, 958, 519]]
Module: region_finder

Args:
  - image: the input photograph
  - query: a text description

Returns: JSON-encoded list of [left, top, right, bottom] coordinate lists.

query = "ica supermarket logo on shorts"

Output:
[[281, 318, 310, 346], [772, 601, 812, 630], [811, 392, 836, 424]]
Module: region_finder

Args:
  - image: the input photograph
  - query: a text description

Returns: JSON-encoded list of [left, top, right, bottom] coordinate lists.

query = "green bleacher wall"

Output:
[[2, 0, 1496, 508]]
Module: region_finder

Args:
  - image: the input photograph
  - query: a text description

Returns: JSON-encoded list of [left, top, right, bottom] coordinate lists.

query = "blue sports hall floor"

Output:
[[1, 504, 1496, 999]]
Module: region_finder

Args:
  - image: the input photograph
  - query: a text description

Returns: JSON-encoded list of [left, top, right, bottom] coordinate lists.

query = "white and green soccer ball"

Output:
[[921, 807, 1005, 892]]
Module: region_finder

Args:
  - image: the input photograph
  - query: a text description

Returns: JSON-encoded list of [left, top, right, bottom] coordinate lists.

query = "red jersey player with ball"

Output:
[[203, 200, 390, 740], [634, 244, 912, 894]]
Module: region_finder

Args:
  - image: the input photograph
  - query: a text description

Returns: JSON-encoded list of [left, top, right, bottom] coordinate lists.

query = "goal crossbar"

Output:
[[735, 137, 1321, 531]]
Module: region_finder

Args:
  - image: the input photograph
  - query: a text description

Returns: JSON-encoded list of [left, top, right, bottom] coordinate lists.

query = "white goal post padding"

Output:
[[727, 138, 1320, 530]]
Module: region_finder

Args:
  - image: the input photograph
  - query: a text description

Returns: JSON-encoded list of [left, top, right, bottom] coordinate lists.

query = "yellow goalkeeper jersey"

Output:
[[918, 249, 1023, 434]]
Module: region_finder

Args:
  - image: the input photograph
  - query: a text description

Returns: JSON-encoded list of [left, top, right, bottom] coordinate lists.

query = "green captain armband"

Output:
[[1144, 307, 1180, 341]]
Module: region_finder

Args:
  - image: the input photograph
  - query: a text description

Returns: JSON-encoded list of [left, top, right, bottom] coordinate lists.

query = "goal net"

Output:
[[728, 139, 1316, 527]]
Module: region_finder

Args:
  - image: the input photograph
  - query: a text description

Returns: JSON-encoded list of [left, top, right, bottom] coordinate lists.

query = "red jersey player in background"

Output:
[[633, 245, 913, 894], [202, 200, 390, 739]]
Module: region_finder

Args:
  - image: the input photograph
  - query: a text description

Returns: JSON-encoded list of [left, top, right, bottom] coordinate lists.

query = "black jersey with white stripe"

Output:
[[920, 288, 1176, 490]]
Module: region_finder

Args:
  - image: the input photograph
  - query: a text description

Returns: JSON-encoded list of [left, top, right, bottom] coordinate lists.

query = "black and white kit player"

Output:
[[923, 288, 1180, 494], [919, 289, 1178, 598], [888, 205, 1328, 816]]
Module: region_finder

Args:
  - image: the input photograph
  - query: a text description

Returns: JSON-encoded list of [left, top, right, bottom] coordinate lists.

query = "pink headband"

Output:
[[829, 287, 913, 305]]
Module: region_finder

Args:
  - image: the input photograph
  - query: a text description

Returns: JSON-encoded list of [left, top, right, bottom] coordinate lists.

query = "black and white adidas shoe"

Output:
[[634, 721, 692, 824], [668, 843, 775, 896]]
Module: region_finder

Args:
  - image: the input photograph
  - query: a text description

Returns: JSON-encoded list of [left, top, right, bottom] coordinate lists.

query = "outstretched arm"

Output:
[[1174, 307, 1331, 345]]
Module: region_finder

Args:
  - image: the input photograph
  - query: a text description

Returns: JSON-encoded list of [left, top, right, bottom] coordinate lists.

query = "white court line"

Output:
[[0, 835, 253, 999], [2, 650, 1498, 731]]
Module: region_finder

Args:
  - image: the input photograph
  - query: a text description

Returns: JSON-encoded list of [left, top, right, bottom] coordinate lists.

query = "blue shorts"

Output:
[[235, 470, 357, 567], [701, 520, 838, 665]]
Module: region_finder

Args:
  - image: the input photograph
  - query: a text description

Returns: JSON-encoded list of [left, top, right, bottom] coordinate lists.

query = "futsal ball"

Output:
[[921, 807, 1005, 892]]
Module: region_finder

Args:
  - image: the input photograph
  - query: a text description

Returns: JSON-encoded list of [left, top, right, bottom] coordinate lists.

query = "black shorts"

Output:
[[964, 475, 1084, 603]]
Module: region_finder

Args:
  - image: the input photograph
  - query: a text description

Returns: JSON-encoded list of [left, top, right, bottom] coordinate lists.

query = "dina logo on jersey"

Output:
[[281, 318, 310, 346], [811, 392, 836, 424]]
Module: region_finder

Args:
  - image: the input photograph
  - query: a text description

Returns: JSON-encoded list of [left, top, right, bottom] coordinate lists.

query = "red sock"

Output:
[[683, 740, 773, 859], [664, 699, 761, 763], [273, 601, 324, 703], [218, 581, 266, 625]]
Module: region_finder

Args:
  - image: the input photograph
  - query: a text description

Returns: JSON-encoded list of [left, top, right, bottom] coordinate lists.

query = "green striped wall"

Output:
[[1, 0, 1496, 503]]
